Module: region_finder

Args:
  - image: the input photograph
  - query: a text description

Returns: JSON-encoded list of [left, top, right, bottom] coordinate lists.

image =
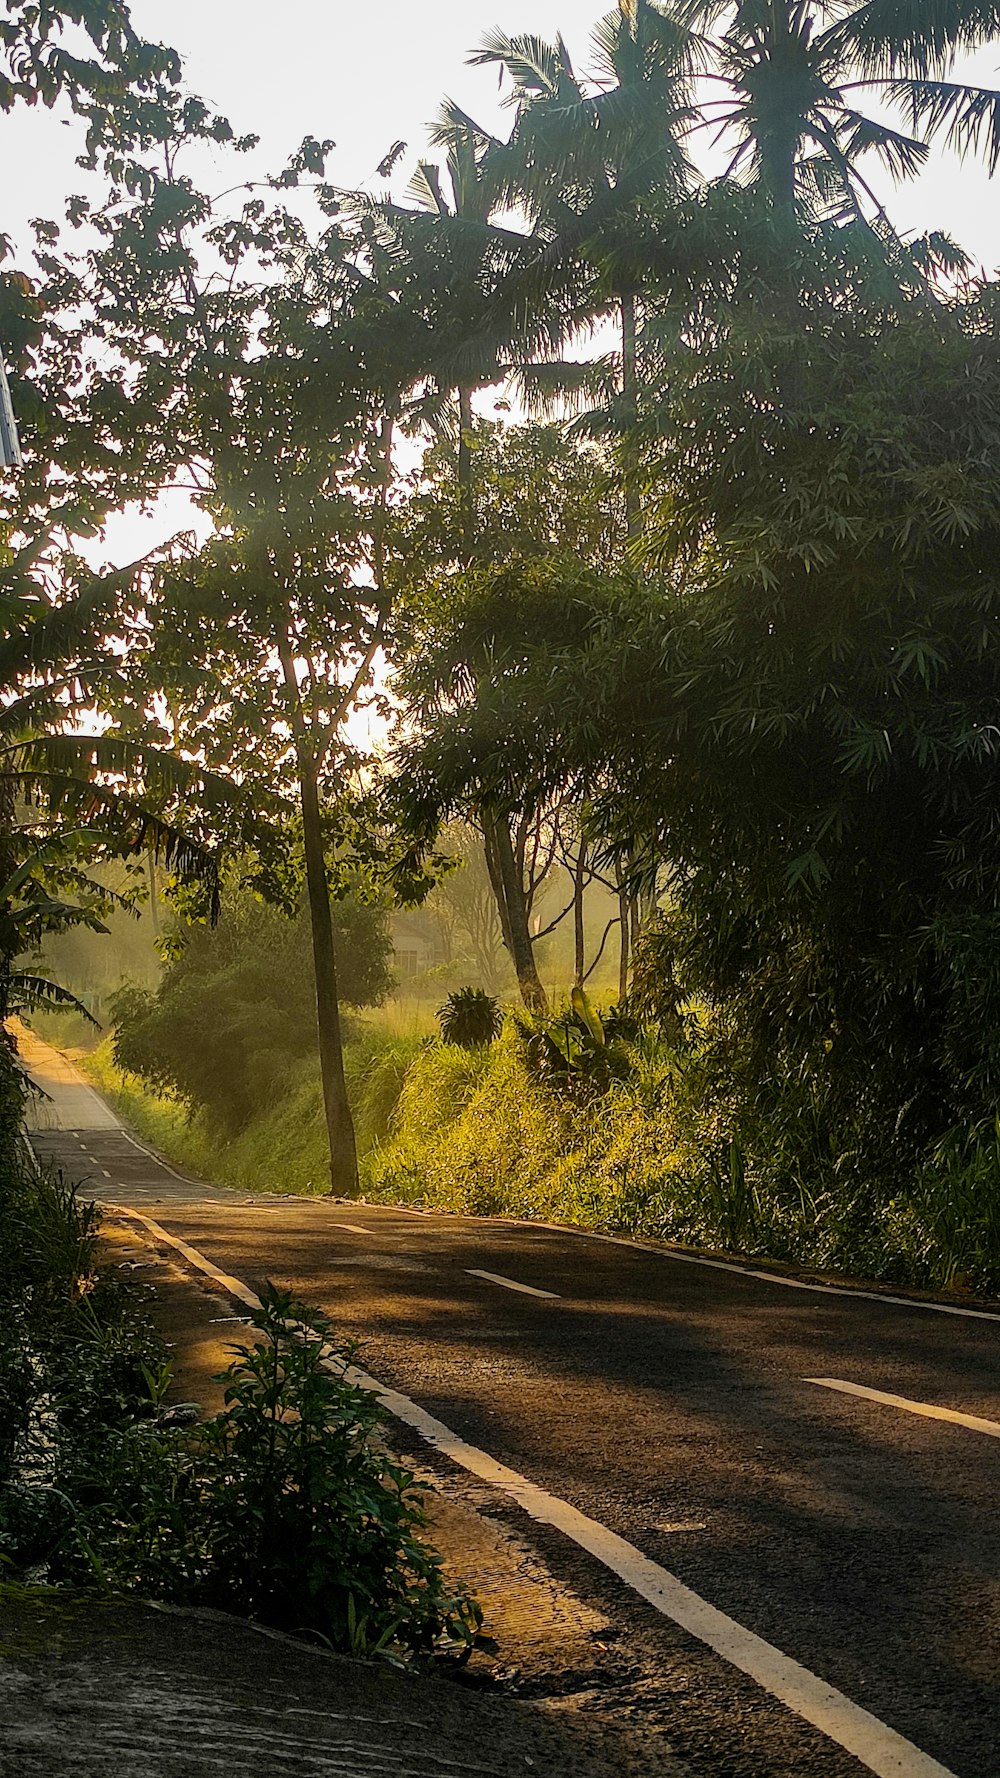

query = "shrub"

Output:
[[111, 885, 393, 1132], [38, 1285, 480, 1659], [513, 987, 634, 1099], [438, 987, 502, 1049]]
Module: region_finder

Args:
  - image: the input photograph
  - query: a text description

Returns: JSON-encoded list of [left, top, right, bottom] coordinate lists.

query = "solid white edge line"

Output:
[[806, 1377, 1000, 1439], [114, 1206, 958, 1778], [466, 1268, 560, 1300], [405, 1207, 1000, 1327], [115, 1126, 213, 1189]]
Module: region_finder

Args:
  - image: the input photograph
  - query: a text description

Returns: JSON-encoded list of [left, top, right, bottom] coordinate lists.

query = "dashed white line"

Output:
[[332, 1222, 370, 1236], [806, 1377, 1000, 1439], [112, 1208, 958, 1778], [466, 1268, 560, 1300], [101, 1170, 112, 1179]]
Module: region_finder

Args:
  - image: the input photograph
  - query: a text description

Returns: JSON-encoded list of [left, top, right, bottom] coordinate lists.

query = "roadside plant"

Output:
[[48, 1284, 481, 1659], [438, 987, 502, 1049], [515, 986, 633, 1098]]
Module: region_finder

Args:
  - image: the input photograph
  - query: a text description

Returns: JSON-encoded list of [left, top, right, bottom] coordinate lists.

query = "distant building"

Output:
[[391, 912, 448, 982]]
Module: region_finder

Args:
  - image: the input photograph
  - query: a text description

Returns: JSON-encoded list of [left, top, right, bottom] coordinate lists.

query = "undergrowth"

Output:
[[0, 1120, 478, 1659], [80, 1016, 1000, 1298]]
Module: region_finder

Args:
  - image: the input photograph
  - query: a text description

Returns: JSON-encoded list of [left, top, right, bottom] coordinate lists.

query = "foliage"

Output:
[[438, 987, 502, 1049], [0, 1, 179, 120], [0, 1100, 168, 1517], [31, 1284, 480, 1659], [110, 885, 393, 1132], [367, 1025, 1000, 1296], [513, 986, 634, 1097]]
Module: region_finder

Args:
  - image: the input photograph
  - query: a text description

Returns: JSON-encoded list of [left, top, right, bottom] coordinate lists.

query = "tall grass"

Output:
[[81, 1014, 1000, 1298]]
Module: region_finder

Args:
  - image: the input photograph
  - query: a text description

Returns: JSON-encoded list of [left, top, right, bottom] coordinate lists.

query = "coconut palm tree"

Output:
[[664, 0, 1000, 227], [472, 4, 695, 539]]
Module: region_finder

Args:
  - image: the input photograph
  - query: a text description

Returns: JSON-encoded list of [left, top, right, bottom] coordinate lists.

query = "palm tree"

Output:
[[663, 1, 1000, 227], [472, 4, 695, 540], [388, 115, 565, 1010]]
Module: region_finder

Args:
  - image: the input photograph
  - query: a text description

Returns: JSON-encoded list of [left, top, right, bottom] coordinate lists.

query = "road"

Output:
[[19, 1027, 1000, 1778]]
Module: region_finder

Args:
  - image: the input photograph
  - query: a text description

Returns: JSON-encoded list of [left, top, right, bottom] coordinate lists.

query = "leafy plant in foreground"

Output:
[[51, 1284, 481, 1659]]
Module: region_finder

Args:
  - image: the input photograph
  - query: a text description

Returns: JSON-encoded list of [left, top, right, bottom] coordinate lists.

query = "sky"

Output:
[[6, 0, 1000, 269]]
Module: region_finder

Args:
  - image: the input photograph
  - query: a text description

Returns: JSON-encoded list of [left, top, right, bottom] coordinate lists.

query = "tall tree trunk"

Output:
[[147, 852, 161, 937], [0, 769, 15, 1024], [279, 638, 358, 1197], [620, 290, 641, 544], [482, 811, 547, 1011], [573, 837, 588, 987], [617, 866, 631, 1004], [457, 385, 474, 557]]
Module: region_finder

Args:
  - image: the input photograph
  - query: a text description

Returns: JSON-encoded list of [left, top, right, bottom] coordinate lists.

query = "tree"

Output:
[[112, 884, 392, 1133], [0, 28, 430, 1192], [89, 183, 415, 1193], [662, 0, 1000, 226], [395, 233, 1000, 1174], [471, 4, 693, 538], [0, 1, 178, 123], [393, 422, 630, 1009]]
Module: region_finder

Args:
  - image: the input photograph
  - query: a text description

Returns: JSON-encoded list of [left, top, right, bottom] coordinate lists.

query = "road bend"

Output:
[[17, 1025, 1000, 1778]]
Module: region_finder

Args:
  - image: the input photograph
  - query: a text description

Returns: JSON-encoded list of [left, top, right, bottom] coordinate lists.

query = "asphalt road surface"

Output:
[[19, 1027, 1000, 1778]]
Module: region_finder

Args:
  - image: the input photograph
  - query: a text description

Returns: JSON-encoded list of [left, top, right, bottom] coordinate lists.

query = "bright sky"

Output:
[[6, 1, 1000, 268]]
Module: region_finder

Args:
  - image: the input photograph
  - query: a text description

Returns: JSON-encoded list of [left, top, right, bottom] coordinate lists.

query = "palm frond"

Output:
[[406, 161, 449, 215], [838, 110, 931, 180], [829, 2, 1000, 81], [885, 76, 1000, 173], [469, 30, 568, 105], [427, 99, 504, 154], [9, 975, 100, 1027]]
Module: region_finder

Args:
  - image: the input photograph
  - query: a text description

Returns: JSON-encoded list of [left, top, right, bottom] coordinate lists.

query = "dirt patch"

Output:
[[0, 1585, 690, 1778]]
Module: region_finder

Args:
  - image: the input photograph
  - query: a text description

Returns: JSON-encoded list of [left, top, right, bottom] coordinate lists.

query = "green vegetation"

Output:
[[8, 1, 1000, 1353], [110, 886, 392, 1135], [0, 1055, 477, 1656], [438, 987, 502, 1049]]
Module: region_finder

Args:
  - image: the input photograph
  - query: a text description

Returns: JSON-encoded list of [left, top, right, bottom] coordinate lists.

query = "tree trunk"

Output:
[[573, 838, 588, 987], [617, 868, 631, 1004], [0, 769, 15, 1024], [482, 810, 548, 1011], [147, 852, 161, 937], [457, 385, 474, 557], [620, 291, 641, 545], [300, 750, 359, 1196], [279, 639, 358, 1197]]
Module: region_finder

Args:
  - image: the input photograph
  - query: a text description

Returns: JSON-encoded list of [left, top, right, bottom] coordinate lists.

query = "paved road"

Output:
[[18, 1028, 1000, 1778], [19, 1024, 235, 1205]]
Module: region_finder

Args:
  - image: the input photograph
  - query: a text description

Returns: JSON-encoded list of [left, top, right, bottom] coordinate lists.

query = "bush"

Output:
[[21, 1285, 479, 1659], [438, 987, 502, 1049], [111, 885, 394, 1132]]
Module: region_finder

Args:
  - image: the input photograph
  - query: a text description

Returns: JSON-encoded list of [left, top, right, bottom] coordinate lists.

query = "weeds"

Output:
[[86, 1007, 1000, 1298], [3, 1283, 480, 1660]]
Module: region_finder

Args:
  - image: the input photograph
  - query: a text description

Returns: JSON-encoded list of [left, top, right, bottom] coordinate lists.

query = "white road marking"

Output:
[[115, 1207, 958, 1778], [466, 1268, 560, 1300], [806, 1377, 1000, 1439], [101, 1170, 111, 1179], [490, 1214, 1000, 1326], [332, 1222, 370, 1236], [116, 1126, 207, 1188]]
